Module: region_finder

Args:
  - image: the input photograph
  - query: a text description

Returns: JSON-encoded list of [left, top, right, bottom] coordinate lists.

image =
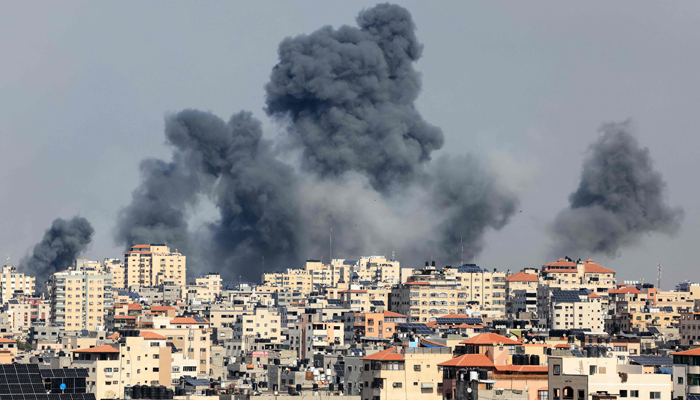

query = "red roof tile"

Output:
[[151, 306, 177, 311], [583, 260, 615, 274], [438, 354, 494, 368], [673, 348, 700, 356], [543, 259, 577, 267], [362, 347, 405, 361], [460, 333, 519, 345], [506, 271, 539, 282], [0, 338, 16, 343], [140, 331, 167, 340], [73, 345, 119, 354], [609, 287, 641, 294], [404, 281, 430, 286], [588, 292, 602, 298], [383, 311, 406, 318]]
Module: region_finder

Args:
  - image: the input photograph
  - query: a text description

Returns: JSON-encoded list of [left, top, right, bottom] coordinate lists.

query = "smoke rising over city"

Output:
[[550, 121, 684, 258], [112, 3, 520, 280], [20, 216, 94, 290]]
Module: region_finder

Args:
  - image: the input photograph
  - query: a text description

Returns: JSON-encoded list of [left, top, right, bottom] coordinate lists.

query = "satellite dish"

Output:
[[499, 342, 503, 346], [493, 342, 498, 347]]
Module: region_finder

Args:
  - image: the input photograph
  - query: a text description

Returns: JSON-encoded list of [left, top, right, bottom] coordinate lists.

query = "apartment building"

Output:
[[49, 269, 113, 331], [103, 259, 126, 289], [233, 308, 282, 343], [505, 271, 539, 316], [261, 269, 313, 295], [343, 311, 406, 342], [356, 256, 401, 285], [5, 298, 49, 332], [72, 333, 172, 399], [124, 244, 186, 288], [540, 258, 616, 293], [0, 265, 35, 302], [541, 289, 604, 331], [360, 346, 452, 400], [391, 280, 466, 323], [340, 289, 369, 311], [679, 312, 700, 346], [548, 356, 673, 400], [186, 273, 222, 304]]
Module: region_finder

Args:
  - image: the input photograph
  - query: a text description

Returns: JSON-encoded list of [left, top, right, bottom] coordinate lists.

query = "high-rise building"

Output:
[[49, 267, 113, 331], [0, 264, 36, 303], [124, 244, 186, 289], [103, 258, 126, 289]]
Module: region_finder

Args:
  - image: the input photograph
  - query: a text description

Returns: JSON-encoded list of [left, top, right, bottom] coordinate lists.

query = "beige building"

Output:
[[103, 258, 126, 289], [360, 346, 452, 400], [356, 256, 401, 285], [233, 308, 282, 343], [124, 244, 186, 288], [0, 265, 35, 302], [6, 298, 49, 333], [391, 280, 466, 323], [340, 289, 369, 312], [550, 290, 604, 331], [261, 268, 313, 295], [50, 268, 113, 331], [549, 356, 673, 400], [541, 258, 616, 294], [72, 333, 172, 399], [186, 272, 223, 304]]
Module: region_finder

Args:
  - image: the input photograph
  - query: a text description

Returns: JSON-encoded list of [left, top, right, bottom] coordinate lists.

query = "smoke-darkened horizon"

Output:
[[111, 3, 520, 280]]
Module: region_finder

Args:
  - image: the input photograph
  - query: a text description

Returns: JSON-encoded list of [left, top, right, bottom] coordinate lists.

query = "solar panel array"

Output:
[[193, 316, 208, 323], [629, 356, 673, 366], [664, 306, 674, 313], [0, 365, 93, 400], [397, 323, 434, 335], [333, 364, 345, 377], [327, 299, 342, 305], [370, 300, 385, 306], [457, 264, 482, 273], [435, 317, 483, 325], [552, 290, 588, 303], [647, 326, 660, 334]]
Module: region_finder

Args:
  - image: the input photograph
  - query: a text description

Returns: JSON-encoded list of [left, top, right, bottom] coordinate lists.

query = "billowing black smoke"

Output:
[[21, 216, 94, 292], [550, 121, 684, 257], [265, 3, 444, 191], [115, 3, 519, 280]]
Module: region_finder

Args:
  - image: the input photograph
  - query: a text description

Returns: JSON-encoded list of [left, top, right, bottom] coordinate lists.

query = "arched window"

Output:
[[563, 387, 574, 399]]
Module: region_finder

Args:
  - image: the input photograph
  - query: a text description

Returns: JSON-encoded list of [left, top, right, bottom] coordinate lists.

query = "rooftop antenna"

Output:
[[461, 237, 464, 266], [262, 255, 265, 275], [657, 263, 662, 290], [329, 227, 332, 263]]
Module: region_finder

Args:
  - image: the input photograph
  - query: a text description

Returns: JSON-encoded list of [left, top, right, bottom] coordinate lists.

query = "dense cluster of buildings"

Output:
[[1, 248, 700, 400]]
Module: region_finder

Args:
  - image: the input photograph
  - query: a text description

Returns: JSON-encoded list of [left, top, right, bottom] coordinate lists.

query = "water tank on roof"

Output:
[[478, 369, 489, 380], [132, 385, 141, 399], [530, 354, 540, 366], [588, 346, 598, 358]]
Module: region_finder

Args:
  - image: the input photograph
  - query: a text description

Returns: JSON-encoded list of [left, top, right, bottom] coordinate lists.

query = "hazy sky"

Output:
[[2, 1, 698, 287]]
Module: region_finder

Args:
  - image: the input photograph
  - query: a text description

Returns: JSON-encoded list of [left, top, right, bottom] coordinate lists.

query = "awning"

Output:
[[421, 383, 435, 389]]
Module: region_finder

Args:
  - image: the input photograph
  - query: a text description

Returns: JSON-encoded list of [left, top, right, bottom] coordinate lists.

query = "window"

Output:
[[538, 390, 549, 400], [414, 365, 421, 371], [620, 390, 628, 397], [553, 388, 560, 400], [678, 377, 684, 384], [553, 365, 561, 375], [650, 393, 660, 399], [578, 390, 584, 400], [392, 382, 402, 388], [589, 365, 596, 375], [153, 368, 159, 372], [631, 391, 639, 398], [563, 387, 574, 399]]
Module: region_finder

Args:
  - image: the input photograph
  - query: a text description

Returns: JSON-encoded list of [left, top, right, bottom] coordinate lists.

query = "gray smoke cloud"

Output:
[[115, 155, 201, 259], [115, 3, 520, 280], [550, 120, 684, 257], [21, 216, 94, 292], [265, 3, 444, 191]]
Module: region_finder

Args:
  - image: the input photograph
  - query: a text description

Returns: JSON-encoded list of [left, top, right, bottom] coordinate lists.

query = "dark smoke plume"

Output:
[[21, 216, 94, 291], [115, 155, 201, 258], [116, 3, 520, 279], [550, 121, 684, 257], [166, 110, 301, 277], [265, 3, 444, 191]]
